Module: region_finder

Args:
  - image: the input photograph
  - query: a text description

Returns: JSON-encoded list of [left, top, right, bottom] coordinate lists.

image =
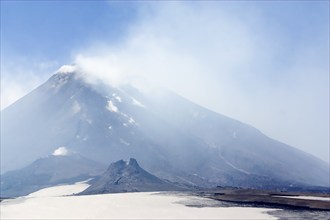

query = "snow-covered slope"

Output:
[[1, 68, 329, 191]]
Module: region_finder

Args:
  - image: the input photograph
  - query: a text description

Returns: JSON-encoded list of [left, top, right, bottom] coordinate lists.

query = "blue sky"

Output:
[[1, 1, 138, 63], [1, 1, 329, 162]]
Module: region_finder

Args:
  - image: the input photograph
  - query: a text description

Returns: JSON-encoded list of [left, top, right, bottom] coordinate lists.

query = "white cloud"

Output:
[[52, 146, 69, 156], [1, 59, 59, 110], [56, 65, 77, 74], [132, 98, 145, 108], [1, 74, 44, 110], [73, 3, 329, 162], [1, 3, 328, 162], [74, 54, 129, 87]]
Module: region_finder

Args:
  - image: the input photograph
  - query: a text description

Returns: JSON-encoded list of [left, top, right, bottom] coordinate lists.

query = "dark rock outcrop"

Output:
[[80, 158, 187, 194]]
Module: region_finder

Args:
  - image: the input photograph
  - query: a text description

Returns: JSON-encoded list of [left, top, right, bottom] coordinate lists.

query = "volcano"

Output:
[[1, 65, 329, 194]]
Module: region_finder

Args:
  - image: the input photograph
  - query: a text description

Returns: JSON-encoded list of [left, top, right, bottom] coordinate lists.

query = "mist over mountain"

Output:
[[1, 66, 329, 194]]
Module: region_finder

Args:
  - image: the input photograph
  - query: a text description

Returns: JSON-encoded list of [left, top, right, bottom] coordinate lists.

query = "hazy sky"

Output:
[[1, 1, 329, 162]]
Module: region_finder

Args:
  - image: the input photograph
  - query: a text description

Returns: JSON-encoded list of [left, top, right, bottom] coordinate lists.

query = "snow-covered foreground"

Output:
[[273, 195, 330, 201], [26, 179, 91, 198], [1, 182, 278, 219]]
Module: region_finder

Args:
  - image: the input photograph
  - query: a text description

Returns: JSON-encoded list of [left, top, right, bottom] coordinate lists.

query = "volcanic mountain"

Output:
[[81, 158, 185, 194], [1, 65, 329, 192]]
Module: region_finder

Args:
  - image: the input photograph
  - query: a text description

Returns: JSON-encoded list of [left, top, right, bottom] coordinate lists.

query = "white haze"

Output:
[[56, 65, 77, 74], [2, 2, 329, 163], [73, 3, 329, 163], [1, 59, 59, 109]]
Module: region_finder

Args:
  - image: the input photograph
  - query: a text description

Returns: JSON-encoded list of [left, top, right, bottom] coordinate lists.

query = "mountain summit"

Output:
[[1, 67, 329, 191]]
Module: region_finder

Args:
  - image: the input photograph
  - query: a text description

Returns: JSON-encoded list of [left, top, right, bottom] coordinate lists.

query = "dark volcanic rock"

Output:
[[80, 158, 186, 194]]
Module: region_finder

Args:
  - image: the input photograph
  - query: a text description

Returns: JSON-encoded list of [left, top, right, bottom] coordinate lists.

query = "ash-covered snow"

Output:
[[72, 101, 81, 114], [106, 100, 118, 112], [132, 98, 145, 108], [273, 195, 330, 201], [219, 154, 250, 175], [112, 93, 122, 102], [115, 96, 122, 103], [128, 117, 136, 124], [120, 139, 130, 146]]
